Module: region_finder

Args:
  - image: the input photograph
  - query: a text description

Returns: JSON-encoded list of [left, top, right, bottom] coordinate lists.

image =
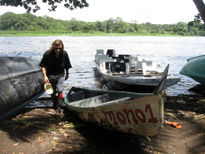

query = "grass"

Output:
[[0, 31, 181, 37]]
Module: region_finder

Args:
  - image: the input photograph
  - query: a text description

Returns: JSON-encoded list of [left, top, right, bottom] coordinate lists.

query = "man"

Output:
[[39, 39, 72, 115]]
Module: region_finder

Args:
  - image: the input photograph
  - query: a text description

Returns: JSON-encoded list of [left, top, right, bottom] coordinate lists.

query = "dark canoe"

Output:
[[0, 57, 44, 120]]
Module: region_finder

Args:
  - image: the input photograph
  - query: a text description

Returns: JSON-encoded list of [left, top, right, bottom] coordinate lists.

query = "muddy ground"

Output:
[[0, 93, 205, 154]]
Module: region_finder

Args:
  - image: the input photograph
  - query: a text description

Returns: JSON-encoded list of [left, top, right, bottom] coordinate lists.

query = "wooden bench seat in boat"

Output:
[[69, 94, 110, 107], [69, 94, 132, 108], [68, 90, 85, 102], [102, 97, 132, 105]]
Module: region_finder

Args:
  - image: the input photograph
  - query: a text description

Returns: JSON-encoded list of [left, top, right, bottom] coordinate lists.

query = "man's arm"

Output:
[[65, 69, 69, 80], [42, 67, 49, 83]]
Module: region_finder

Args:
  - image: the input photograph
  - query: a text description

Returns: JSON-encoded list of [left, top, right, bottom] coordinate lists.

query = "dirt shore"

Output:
[[0, 94, 205, 154]]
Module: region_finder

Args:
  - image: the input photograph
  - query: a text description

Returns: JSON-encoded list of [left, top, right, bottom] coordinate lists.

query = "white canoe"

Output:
[[64, 86, 165, 136]]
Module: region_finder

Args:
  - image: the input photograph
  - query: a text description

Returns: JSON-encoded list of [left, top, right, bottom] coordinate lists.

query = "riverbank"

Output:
[[0, 31, 181, 37], [0, 94, 204, 154]]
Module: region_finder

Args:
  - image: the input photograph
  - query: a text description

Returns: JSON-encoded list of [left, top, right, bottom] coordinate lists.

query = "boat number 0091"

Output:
[[103, 104, 158, 125]]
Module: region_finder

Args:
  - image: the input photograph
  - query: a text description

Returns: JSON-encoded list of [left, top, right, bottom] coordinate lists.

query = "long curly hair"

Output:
[[49, 39, 64, 53]]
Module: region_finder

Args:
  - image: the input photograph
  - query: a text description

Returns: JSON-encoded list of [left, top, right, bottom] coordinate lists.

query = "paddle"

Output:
[[154, 64, 169, 95]]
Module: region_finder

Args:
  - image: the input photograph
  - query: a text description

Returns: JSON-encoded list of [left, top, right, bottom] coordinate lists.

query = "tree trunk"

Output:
[[193, 0, 205, 23]]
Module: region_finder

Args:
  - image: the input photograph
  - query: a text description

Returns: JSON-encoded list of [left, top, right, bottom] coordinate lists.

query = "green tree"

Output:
[[113, 17, 128, 33], [131, 23, 142, 33], [69, 18, 82, 32], [0, 12, 205, 36], [0, 12, 17, 30], [0, 0, 204, 26], [94, 21, 105, 32], [0, 0, 89, 13], [82, 22, 96, 33], [105, 18, 115, 33], [173, 22, 188, 35]]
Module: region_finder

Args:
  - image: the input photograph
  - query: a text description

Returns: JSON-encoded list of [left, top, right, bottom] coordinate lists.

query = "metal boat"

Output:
[[94, 49, 180, 92], [0, 57, 44, 120], [180, 55, 205, 85]]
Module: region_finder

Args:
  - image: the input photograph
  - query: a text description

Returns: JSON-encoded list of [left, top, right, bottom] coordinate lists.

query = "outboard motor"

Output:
[[106, 49, 115, 57]]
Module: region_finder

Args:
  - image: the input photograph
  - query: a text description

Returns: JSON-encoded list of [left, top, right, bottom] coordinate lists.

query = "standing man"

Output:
[[39, 39, 72, 115]]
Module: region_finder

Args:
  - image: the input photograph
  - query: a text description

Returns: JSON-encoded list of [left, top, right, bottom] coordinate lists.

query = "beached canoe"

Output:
[[0, 57, 44, 119], [64, 65, 169, 136], [64, 87, 165, 136], [94, 49, 180, 92], [180, 55, 205, 85]]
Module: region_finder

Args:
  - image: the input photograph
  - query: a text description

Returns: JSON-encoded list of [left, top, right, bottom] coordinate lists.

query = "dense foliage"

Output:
[[0, 12, 205, 36], [0, 0, 88, 13]]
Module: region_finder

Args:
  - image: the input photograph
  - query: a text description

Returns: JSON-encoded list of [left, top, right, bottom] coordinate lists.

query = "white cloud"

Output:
[[0, 0, 199, 24]]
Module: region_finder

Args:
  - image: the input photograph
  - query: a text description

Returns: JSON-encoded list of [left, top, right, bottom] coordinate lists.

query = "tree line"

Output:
[[0, 12, 205, 36]]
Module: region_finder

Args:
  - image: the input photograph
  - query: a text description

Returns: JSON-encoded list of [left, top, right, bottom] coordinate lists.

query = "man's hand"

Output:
[[42, 67, 49, 83], [44, 75, 49, 83], [65, 73, 69, 80]]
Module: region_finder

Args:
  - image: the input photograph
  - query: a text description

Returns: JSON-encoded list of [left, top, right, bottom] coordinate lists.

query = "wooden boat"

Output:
[[0, 57, 44, 120], [94, 49, 180, 92], [64, 65, 169, 136], [180, 55, 205, 85]]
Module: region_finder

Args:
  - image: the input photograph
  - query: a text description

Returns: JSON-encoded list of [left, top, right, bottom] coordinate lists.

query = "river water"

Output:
[[0, 36, 205, 97]]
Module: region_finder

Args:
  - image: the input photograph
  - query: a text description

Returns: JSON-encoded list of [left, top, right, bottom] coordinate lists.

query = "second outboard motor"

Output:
[[106, 49, 115, 57]]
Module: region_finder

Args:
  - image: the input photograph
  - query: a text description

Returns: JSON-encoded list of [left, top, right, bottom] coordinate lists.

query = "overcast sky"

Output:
[[0, 0, 200, 24]]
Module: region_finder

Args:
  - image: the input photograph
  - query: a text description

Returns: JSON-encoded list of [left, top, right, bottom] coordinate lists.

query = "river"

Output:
[[0, 36, 205, 96]]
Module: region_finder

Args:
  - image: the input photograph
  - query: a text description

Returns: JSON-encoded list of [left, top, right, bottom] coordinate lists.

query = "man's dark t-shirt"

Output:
[[39, 50, 72, 76]]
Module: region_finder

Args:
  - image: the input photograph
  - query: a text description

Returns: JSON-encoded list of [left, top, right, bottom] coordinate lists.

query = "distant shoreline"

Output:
[[0, 31, 182, 37]]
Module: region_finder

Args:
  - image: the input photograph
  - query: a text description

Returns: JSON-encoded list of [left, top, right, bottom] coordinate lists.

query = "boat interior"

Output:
[[65, 87, 145, 107]]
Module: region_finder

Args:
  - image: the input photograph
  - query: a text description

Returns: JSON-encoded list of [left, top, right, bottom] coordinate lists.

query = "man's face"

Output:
[[54, 44, 63, 56]]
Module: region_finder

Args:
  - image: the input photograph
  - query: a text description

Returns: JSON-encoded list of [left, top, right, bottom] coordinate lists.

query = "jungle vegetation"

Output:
[[0, 12, 204, 36]]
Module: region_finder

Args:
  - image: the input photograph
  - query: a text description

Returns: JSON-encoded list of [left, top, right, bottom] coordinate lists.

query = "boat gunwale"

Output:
[[64, 86, 164, 111], [187, 54, 205, 62], [65, 94, 162, 111], [0, 68, 41, 81], [94, 60, 180, 87]]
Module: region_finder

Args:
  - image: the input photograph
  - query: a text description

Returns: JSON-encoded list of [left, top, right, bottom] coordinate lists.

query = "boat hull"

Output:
[[180, 55, 205, 85], [94, 65, 179, 92], [0, 57, 43, 117], [65, 87, 164, 136]]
